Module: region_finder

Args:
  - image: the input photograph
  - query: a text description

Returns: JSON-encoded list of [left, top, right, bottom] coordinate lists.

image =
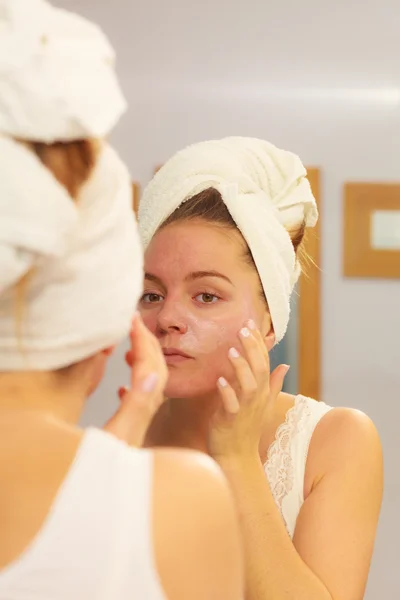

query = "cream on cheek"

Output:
[[178, 313, 229, 355], [178, 295, 259, 357]]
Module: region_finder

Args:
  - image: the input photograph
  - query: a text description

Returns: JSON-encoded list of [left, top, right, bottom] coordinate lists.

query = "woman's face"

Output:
[[140, 220, 272, 399]]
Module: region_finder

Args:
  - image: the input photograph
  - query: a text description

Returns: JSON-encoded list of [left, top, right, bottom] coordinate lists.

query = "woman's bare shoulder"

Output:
[[151, 448, 244, 600], [307, 406, 382, 484]]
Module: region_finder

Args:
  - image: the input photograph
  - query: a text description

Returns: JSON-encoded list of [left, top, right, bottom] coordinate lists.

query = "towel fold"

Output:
[[139, 137, 318, 342], [0, 0, 126, 142], [0, 137, 142, 371]]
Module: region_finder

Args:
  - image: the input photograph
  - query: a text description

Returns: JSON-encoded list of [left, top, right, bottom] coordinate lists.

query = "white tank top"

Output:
[[264, 395, 333, 538], [0, 428, 166, 600]]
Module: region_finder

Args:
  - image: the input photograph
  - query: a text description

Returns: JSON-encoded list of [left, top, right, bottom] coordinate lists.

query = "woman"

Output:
[[136, 137, 384, 600], [0, 2, 243, 599]]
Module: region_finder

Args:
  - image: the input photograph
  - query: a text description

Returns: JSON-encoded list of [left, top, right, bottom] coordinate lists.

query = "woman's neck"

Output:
[[146, 393, 221, 454], [145, 391, 297, 457], [0, 371, 86, 425]]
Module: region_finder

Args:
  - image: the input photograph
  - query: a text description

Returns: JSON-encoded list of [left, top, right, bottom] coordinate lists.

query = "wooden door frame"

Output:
[[133, 168, 322, 400], [132, 182, 141, 214], [298, 168, 321, 400]]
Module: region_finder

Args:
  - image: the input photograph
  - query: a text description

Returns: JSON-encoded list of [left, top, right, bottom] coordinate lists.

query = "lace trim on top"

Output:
[[264, 396, 312, 531]]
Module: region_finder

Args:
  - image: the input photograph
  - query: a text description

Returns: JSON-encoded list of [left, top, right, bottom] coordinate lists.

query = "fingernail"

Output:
[[283, 365, 290, 375], [239, 327, 250, 338], [247, 319, 256, 330], [229, 347, 240, 359], [141, 372, 159, 392], [218, 376, 228, 387]]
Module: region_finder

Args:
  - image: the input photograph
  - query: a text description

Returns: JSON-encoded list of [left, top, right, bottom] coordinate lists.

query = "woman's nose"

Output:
[[156, 302, 188, 334]]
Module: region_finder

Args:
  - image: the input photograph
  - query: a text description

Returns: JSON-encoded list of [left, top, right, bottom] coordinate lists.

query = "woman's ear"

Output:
[[265, 330, 276, 352], [259, 312, 275, 351]]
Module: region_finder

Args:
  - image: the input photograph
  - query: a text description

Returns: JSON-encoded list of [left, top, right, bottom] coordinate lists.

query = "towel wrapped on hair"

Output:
[[138, 137, 318, 342]]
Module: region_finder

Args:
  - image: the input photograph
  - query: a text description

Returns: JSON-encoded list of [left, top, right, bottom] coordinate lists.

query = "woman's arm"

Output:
[[153, 449, 244, 600], [218, 408, 383, 600]]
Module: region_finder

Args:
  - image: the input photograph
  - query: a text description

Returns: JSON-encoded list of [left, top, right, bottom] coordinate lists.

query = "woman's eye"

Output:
[[141, 293, 163, 304], [195, 293, 219, 304]]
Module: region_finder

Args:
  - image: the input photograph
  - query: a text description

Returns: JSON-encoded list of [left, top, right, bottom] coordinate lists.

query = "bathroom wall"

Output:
[[60, 0, 400, 596]]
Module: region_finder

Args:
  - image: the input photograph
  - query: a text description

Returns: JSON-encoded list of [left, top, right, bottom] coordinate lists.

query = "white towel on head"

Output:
[[0, 137, 143, 371], [139, 137, 318, 342], [0, 0, 126, 142], [0, 0, 142, 371]]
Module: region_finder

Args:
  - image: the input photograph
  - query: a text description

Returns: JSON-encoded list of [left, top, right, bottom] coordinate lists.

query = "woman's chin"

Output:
[[165, 375, 216, 400]]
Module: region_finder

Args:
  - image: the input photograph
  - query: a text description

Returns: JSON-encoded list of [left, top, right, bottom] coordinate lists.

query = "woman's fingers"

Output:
[[236, 320, 277, 386], [237, 323, 269, 382], [269, 364, 290, 399], [105, 314, 168, 447], [227, 346, 258, 401], [127, 316, 167, 414], [105, 372, 161, 446], [248, 320, 273, 359], [128, 314, 159, 364], [218, 321, 285, 411], [129, 315, 168, 391], [217, 377, 240, 414]]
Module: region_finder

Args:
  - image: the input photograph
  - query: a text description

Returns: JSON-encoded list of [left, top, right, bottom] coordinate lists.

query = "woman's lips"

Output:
[[162, 347, 193, 364]]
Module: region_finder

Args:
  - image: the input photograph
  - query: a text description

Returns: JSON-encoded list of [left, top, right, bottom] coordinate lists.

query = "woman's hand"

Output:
[[209, 320, 289, 462], [104, 314, 168, 447]]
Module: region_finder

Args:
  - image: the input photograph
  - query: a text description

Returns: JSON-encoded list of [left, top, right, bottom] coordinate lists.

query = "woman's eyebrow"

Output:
[[144, 273, 165, 288], [185, 270, 233, 285]]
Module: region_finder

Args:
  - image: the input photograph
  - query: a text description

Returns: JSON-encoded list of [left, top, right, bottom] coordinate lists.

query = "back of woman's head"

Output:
[[0, 0, 142, 374], [29, 140, 98, 200]]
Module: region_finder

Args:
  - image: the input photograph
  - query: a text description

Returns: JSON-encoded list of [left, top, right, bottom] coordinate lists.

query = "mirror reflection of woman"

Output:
[[136, 138, 384, 600], [0, 3, 244, 599]]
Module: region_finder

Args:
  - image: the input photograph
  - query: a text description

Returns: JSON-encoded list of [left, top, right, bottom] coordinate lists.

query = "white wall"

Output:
[[60, 0, 400, 596]]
